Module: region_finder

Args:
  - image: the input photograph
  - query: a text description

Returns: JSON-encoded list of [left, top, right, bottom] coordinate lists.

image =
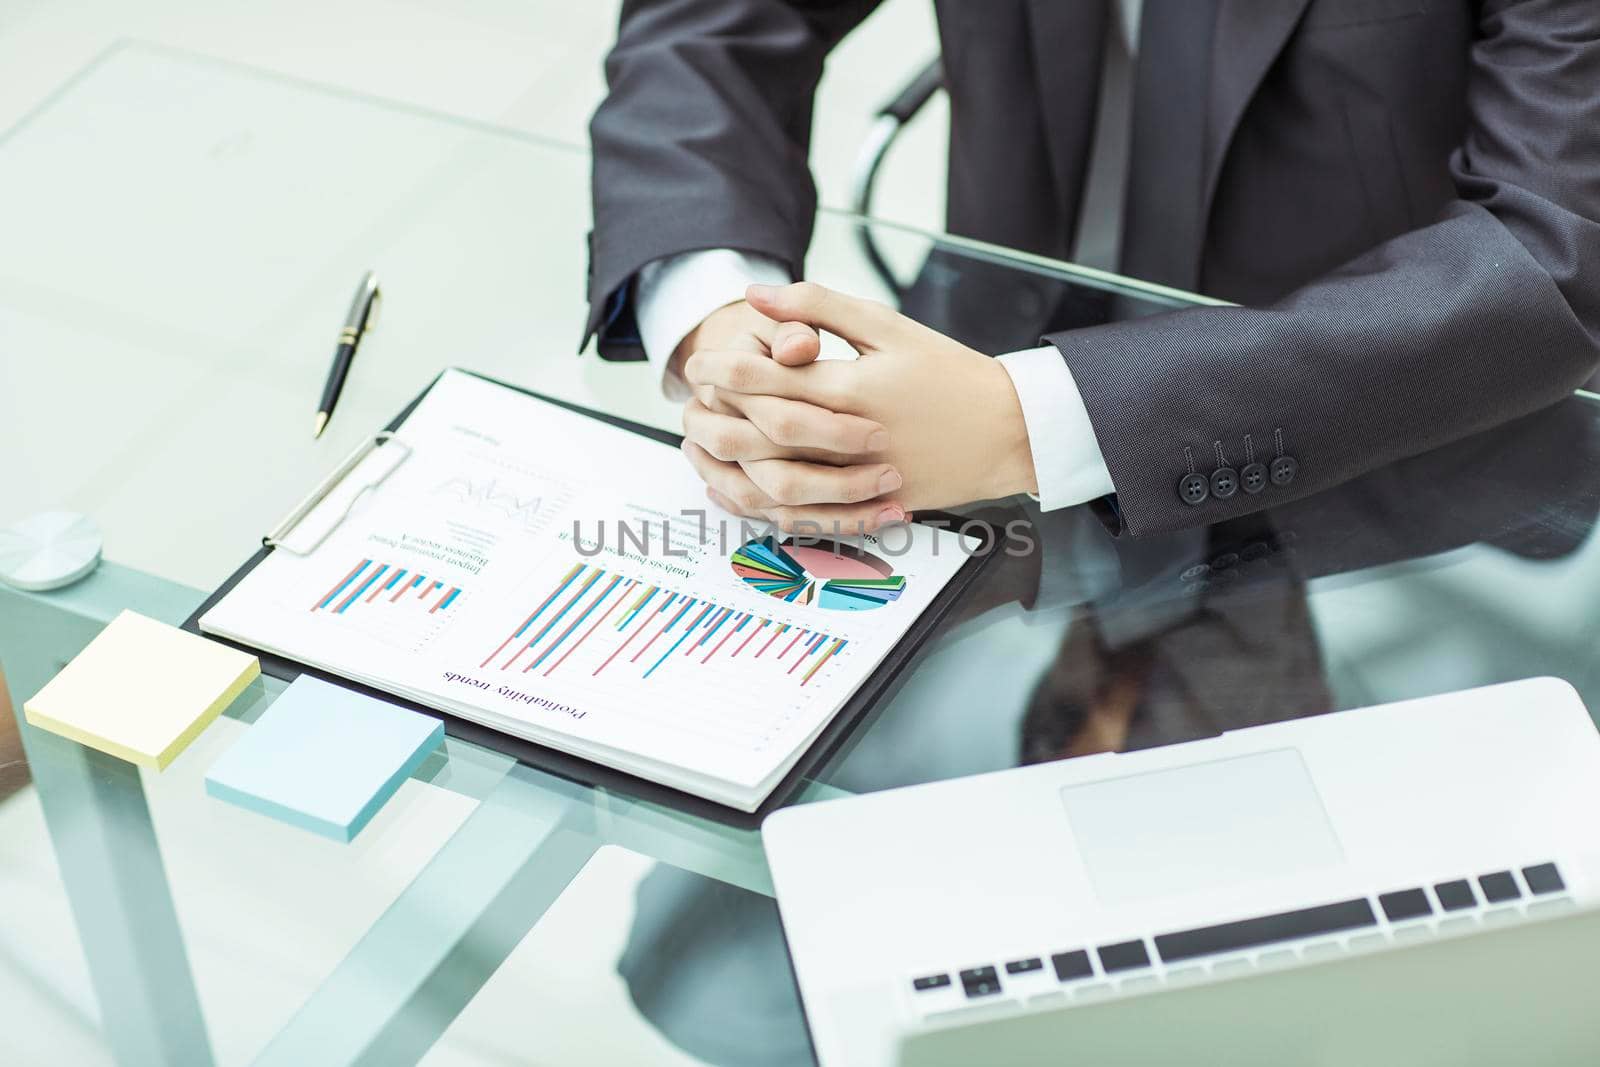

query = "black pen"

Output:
[[314, 271, 381, 439]]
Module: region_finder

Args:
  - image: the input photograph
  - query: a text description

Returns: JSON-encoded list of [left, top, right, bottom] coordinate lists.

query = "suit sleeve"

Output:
[[1047, 0, 1600, 537], [584, 0, 881, 360]]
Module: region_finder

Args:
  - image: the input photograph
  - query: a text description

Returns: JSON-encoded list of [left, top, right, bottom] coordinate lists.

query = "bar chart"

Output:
[[479, 562, 847, 688], [309, 558, 462, 616]]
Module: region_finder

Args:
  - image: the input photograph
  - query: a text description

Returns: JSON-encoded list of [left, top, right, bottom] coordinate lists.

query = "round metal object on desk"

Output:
[[0, 511, 103, 592]]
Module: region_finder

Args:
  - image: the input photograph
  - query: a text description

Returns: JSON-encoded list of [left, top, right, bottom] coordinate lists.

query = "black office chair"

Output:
[[849, 58, 1112, 354], [850, 58, 944, 299]]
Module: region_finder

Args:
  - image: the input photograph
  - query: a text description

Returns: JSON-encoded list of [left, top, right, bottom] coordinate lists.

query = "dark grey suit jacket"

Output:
[[585, 0, 1600, 536]]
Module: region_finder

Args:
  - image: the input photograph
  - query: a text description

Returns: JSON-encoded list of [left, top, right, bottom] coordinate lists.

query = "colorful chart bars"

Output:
[[730, 536, 907, 612], [480, 563, 846, 686], [310, 559, 461, 615]]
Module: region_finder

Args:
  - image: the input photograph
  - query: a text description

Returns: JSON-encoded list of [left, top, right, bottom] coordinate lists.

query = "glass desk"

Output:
[[4, 43, 1599, 1067]]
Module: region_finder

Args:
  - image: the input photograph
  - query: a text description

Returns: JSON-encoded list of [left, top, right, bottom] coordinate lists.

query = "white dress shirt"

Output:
[[634, 248, 791, 403], [631, 3, 1141, 511]]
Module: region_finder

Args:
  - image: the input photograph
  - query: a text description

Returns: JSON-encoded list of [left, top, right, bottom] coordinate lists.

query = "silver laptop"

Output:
[[763, 677, 1600, 1066]]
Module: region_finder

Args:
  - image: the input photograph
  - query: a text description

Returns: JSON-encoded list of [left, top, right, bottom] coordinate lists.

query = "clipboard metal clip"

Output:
[[263, 431, 413, 555]]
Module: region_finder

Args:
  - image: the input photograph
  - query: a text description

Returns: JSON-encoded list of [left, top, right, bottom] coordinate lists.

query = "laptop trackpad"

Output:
[[1060, 749, 1344, 905]]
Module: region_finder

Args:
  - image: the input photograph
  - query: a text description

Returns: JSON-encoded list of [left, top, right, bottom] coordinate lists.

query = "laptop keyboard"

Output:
[[906, 861, 1571, 1022]]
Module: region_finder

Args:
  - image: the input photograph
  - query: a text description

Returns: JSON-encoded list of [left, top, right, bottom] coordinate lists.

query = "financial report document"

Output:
[[202, 371, 977, 810]]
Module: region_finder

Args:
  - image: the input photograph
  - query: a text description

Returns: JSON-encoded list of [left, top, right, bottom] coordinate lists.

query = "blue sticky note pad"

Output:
[[204, 676, 444, 842]]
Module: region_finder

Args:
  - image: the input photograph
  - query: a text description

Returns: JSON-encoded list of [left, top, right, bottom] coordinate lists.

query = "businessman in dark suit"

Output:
[[585, 0, 1600, 538]]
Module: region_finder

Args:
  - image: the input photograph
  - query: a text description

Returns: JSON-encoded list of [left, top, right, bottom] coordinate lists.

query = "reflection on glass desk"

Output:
[[4, 42, 1600, 1067]]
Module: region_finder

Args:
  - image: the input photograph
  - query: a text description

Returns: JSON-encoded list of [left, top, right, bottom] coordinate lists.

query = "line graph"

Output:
[[434, 476, 550, 532]]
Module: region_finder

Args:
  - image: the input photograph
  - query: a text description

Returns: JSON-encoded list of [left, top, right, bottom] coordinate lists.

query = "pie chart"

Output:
[[730, 536, 907, 611]]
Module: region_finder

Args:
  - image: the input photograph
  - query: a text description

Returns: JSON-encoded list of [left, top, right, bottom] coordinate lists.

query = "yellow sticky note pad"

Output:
[[24, 610, 259, 769]]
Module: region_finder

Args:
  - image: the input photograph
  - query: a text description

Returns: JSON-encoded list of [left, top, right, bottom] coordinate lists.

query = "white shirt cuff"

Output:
[[996, 345, 1115, 511], [634, 248, 792, 401]]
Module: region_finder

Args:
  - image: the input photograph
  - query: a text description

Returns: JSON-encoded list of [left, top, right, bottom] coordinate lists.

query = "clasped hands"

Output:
[[676, 282, 1038, 533]]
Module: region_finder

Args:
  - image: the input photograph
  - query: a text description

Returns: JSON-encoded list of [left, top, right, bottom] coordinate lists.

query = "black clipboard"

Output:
[[183, 368, 997, 828]]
